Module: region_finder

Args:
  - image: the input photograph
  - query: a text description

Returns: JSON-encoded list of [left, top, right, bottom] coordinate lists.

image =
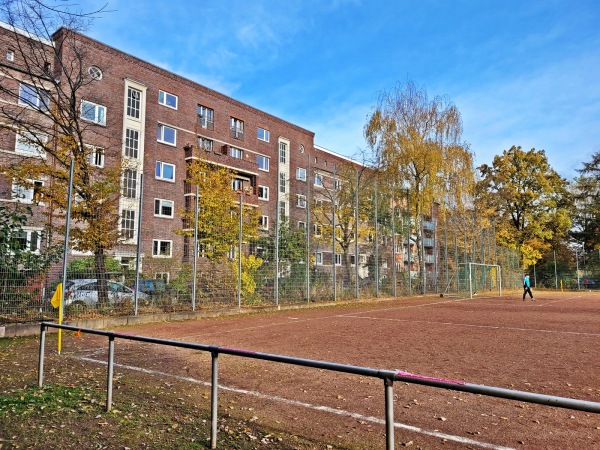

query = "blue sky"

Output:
[[85, 0, 600, 179]]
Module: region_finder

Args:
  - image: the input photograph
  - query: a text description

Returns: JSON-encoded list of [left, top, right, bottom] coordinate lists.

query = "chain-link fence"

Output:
[[4, 164, 597, 326]]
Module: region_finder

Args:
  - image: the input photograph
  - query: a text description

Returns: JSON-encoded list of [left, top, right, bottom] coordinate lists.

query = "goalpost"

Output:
[[463, 263, 502, 299]]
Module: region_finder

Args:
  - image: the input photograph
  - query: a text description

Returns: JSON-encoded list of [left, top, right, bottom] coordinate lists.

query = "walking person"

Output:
[[523, 274, 535, 301]]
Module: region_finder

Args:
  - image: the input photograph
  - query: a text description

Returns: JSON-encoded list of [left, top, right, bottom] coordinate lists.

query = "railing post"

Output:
[[106, 334, 115, 412], [384, 377, 395, 450], [38, 323, 46, 387], [210, 350, 219, 449]]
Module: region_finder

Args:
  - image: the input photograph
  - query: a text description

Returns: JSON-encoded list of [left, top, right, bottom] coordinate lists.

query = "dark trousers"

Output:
[[523, 286, 533, 299]]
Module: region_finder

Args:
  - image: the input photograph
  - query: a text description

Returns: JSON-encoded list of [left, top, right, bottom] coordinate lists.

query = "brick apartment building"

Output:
[[0, 22, 385, 285]]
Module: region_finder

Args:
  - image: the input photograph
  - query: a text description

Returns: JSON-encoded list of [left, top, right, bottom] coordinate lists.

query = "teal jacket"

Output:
[[523, 277, 530, 288]]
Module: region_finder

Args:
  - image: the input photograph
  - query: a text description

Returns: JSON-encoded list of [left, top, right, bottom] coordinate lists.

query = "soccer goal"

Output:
[[461, 263, 502, 299]]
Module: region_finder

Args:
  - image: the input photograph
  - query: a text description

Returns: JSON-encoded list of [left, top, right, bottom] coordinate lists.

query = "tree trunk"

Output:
[[94, 249, 109, 306]]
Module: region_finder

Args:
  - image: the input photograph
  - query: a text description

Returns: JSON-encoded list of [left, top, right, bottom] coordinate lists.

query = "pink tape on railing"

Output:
[[396, 371, 466, 385], [220, 347, 257, 355]]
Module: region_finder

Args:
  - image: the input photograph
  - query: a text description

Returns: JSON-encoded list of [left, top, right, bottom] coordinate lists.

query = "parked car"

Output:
[[59, 279, 148, 308], [131, 279, 167, 296]]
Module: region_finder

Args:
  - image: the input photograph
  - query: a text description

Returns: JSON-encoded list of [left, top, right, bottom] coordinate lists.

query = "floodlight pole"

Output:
[[238, 190, 243, 310]]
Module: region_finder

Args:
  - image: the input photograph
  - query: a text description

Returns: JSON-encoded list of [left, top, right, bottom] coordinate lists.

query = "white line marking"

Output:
[[69, 354, 514, 450]]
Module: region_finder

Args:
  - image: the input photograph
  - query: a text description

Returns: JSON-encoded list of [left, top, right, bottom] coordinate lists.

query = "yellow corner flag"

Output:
[[51, 283, 62, 308]]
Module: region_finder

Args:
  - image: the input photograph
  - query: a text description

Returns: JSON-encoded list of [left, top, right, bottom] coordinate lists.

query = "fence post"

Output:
[[38, 323, 46, 387], [384, 377, 395, 450], [210, 350, 219, 449], [106, 334, 115, 412]]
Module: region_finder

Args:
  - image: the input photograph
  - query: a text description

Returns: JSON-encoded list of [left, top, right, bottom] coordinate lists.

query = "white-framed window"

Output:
[[88, 66, 102, 80], [121, 209, 135, 239], [123, 170, 137, 198], [313, 224, 322, 237], [198, 105, 214, 130], [279, 173, 286, 193], [230, 117, 244, 140], [155, 161, 175, 182], [127, 87, 141, 119], [154, 199, 174, 218], [12, 180, 43, 204], [81, 100, 106, 125], [152, 239, 172, 258], [15, 132, 46, 158], [125, 128, 139, 158], [279, 141, 287, 164], [296, 167, 306, 181], [297, 194, 306, 208], [259, 215, 269, 230], [6, 50, 14, 61], [157, 124, 176, 145], [335, 254, 342, 266], [158, 90, 178, 109], [89, 146, 104, 167], [258, 185, 269, 200], [198, 136, 213, 152], [314, 174, 323, 187], [19, 82, 49, 110], [257, 155, 270, 171], [11, 228, 42, 254], [315, 198, 326, 208], [232, 178, 244, 191], [257, 128, 270, 142], [315, 252, 323, 265], [334, 179, 341, 190], [298, 221, 307, 230], [359, 254, 367, 264], [229, 147, 243, 159], [156, 272, 170, 283], [279, 200, 287, 222]]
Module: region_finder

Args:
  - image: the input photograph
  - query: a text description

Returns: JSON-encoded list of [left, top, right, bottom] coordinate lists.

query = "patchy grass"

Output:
[[0, 336, 347, 449]]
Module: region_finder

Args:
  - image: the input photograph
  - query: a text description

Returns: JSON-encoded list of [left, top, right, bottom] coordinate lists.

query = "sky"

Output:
[[81, 0, 600, 179]]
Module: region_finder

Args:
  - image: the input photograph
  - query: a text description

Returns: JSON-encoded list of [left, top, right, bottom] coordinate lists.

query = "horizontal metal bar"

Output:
[[41, 322, 600, 414]]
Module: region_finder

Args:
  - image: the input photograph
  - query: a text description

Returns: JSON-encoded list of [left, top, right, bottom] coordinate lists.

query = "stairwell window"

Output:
[[121, 210, 135, 239], [127, 87, 141, 119], [123, 170, 137, 198], [125, 128, 139, 158]]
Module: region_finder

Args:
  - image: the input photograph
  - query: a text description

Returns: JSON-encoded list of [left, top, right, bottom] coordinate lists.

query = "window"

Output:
[[121, 210, 135, 239], [123, 170, 137, 198], [259, 215, 269, 230], [230, 117, 244, 140], [279, 173, 286, 193], [11, 228, 41, 254], [198, 105, 214, 130], [157, 124, 176, 145], [315, 252, 323, 265], [229, 147, 243, 159], [279, 201, 286, 222], [12, 180, 43, 204], [257, 128, 270, 142], [313, 224, 322, 237], [334, 179, 341, 190], [156, 272, 170, 283], [258, 185, 269, 200], [335, 254, 342, 266], [158, 90, 178, 109], [232, 178, 243, 191], [298, 221, 307, 230], [15, 132, 46, 157], [296, 167, 306, 181], [152, 239, 172, 258], [350, 255, 356, 266], [314, 174, 323, 187], [88, 66, 102, 80], [81, 100, 106, 125], [6, 50, 14, 61], [257, 155, 270, 171], [89, 147, 104, 167], [155, 161, 175, 181], [315, 198, 326, 208], [125, 128, 139, 158], [279, 141, 287, 164], [198, 136, 213, 152], [19, 83, 49, 110], [154, 199, 174, 218], [127, 87, 141, 119], [297, 194, 306, 208]]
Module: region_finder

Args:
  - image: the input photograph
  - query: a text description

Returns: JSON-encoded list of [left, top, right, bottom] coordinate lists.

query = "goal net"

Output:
[[456, 263, 502, 298]]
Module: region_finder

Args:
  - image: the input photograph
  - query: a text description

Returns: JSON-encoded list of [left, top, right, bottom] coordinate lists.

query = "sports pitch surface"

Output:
[[46, 291, 600, 449]]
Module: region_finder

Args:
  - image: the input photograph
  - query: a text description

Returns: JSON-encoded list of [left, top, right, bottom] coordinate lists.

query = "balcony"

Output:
[[423, 238, 435, 247], [423, 220, 435, 231]]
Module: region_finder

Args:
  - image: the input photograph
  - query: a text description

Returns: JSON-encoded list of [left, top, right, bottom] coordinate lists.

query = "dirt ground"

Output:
[[7, 290, 600, 449]]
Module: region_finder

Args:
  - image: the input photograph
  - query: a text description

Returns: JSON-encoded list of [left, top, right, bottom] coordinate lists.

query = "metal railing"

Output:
[[38, 322, 600, 450]]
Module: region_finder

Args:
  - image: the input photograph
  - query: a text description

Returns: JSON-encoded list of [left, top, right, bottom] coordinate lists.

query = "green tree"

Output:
[[477, 146, 572, 266], [572, 151, 600, 251], [364, 81, 474, 287], [0, 1, 120, 305], [0, 203, 61, 312]]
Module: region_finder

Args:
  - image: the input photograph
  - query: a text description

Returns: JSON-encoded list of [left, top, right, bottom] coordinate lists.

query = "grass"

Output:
[[0, 336, 349, 449]]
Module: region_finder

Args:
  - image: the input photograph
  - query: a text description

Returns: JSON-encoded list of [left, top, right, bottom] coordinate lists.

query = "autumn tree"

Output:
[[364, 81, 474, 288], [571, 151, 600, 251], [476, 146, 572, 266], [0, 1, 122, 305]]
